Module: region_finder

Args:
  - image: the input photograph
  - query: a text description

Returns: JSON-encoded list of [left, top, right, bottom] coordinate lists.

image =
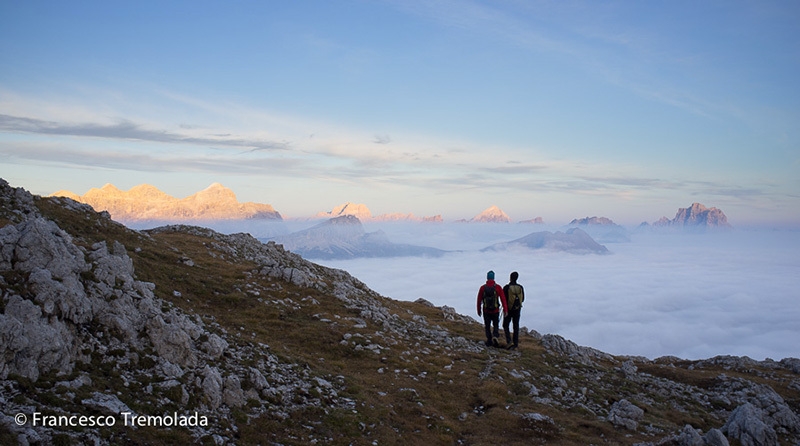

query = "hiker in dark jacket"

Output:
[[502, 271, 525, 349], [477, 270, 508, 347]]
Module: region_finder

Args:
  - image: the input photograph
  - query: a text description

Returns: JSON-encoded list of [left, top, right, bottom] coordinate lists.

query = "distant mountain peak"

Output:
[[482, 227, 609, 254], [314, 203, 436, 222], [273, 215, 444, 259], [50, 183, 281, 222], [324, 215, 363, 226], [187, 183, 239, 204], [567, 216, 630, 243], [316, 202, 373, 220], [471, 205, 510, 223], [100, 183, 122, 193], [651, 202, 732, 230], [569, 216, 617, 226]]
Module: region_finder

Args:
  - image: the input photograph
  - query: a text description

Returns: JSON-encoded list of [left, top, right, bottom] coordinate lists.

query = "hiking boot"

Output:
[[485, 340, 492, 347], [492, 337, 499, 348]]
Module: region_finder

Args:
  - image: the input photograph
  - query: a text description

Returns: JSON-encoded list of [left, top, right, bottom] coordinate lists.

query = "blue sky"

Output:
[[1, 0, 798, 225]]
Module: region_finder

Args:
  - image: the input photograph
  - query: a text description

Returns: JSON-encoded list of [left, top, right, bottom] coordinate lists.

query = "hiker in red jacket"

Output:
[[476, 270, 508, 347]]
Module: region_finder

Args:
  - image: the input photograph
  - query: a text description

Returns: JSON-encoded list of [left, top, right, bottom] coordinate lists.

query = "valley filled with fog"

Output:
[[310, 223, 800, 361]]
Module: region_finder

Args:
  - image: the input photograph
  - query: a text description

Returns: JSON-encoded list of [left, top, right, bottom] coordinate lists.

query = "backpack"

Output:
[[507, 284, 523, 310], [483, 285, 499, 312]]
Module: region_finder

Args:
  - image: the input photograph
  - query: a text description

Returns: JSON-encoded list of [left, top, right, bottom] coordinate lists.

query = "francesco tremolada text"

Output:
[[31, 412, 209, 427]]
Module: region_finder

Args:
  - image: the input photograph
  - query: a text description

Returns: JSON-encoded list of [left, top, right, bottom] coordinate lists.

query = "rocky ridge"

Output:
[[643, 203, 733, 231], [51, 182, 282, 222], [2, 179, 799, 445]]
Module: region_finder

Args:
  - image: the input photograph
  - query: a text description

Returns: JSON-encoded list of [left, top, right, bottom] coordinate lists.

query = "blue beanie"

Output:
[[487, 270, 495, 280]]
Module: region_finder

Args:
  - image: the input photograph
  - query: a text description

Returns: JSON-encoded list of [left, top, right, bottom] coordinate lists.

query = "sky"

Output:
[[1, 0, 799, 226]]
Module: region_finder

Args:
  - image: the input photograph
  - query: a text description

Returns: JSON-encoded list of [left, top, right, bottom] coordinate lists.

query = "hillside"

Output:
[[2, 179, 799, 445]]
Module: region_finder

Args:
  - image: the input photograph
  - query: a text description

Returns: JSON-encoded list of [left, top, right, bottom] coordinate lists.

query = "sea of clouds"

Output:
[[313, 223, 800, 361]]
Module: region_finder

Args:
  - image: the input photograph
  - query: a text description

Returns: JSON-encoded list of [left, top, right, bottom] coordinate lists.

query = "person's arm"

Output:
[[476, 285, 484, 316]]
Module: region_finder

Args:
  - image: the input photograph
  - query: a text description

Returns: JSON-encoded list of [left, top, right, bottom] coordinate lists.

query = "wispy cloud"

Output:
[[0, 108, 767, 204], [0, 88, 779, 210], [373, 134, 392, 145], [0, 114, 290, 152]]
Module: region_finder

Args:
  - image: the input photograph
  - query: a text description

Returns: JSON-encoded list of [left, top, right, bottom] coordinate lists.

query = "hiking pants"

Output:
[[483, 312, 500, 343], [503, 308, 521, 346]]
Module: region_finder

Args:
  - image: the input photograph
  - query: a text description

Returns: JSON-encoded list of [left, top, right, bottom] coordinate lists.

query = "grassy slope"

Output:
[[2, 195, 797, 445]]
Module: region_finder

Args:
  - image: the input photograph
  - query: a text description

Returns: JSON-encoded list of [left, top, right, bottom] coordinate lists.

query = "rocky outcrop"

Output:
[[541, 334, 614, 365], [672, 203, 731, 228], [647, 203, 733, 231], [608, 399, 644, 430], [723, 404, 777, 446]]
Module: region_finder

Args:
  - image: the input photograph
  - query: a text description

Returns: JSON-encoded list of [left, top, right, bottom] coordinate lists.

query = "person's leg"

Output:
[[503, 313, 512, 344], [512, 310, 521, 346], [483, 314, 492, 345], [491, 313, 500, 345]]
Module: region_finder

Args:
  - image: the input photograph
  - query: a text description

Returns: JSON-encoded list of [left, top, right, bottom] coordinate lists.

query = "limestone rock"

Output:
[[81, 392, 134, 416], [223, 375, 246, 408], [608, 399, 644, 430], [202, 366, 224, 410], [723, 403, 777, 446], [541, 334, 614, 365], [0, 295, 75, 381]]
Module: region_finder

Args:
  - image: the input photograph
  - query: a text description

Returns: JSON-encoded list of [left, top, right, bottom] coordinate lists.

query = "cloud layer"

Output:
[[317, 225, 800, 360]]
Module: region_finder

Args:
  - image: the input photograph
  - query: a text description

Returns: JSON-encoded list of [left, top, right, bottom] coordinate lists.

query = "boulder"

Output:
[[723, 403, 777, 446], [608, 399, 644, 430]]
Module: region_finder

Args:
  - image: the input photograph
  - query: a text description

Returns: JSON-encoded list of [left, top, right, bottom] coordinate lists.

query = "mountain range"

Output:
[[2, 178, 798, 445], [270, 215, 447, 259], [52, 183, 733, 232], [52, 183, 282, 222]]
